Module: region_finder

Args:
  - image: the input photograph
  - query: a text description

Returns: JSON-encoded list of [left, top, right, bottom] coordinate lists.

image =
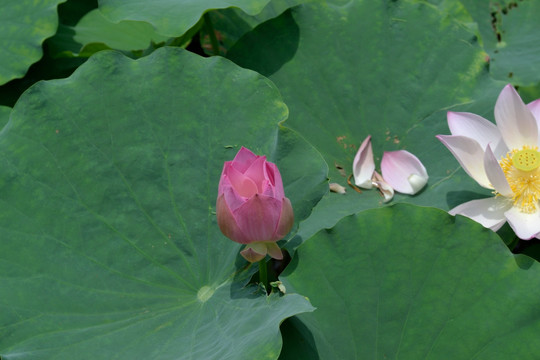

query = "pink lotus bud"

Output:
[[381, 150, 428, 195], [216, 147, 293, 262]]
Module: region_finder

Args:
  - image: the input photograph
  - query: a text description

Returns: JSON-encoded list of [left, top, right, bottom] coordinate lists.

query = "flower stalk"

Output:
[[203, 12, 220, 55], [258, 260, 269, 292]]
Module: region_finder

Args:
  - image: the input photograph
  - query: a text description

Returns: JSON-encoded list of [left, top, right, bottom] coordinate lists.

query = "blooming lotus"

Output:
[[353, 135, 428, 201], [437, 84, 540, 239], [216, 147, 294, 262]]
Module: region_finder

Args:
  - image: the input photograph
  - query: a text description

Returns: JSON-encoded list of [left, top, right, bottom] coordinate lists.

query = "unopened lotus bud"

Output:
[[216, 147, 293, 262]]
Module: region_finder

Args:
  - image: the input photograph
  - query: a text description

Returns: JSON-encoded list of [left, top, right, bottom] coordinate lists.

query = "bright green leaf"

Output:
[[282, 204, 540, 359], [0, 0, 66, 85], [0, 48, 327, 359]]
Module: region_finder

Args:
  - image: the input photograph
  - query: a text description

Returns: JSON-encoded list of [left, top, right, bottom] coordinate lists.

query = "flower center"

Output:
[[512, 148, 540, 171], [499, 146, 540, 213]]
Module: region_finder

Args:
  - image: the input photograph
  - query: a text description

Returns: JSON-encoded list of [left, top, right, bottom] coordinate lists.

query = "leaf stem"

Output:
[[259, 259, 269, 293], [203, 12, 220, 55]]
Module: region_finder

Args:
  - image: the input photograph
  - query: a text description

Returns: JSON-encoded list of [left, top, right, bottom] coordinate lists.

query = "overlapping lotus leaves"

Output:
[[282, 204, 540, 359], [72, 9, 170, 52], [203, 0, 308, 52], [97, 0, 273, 37], [0, 47, 327, 359]]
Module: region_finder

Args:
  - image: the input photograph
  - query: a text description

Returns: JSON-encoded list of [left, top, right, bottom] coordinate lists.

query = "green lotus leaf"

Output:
[[433, 0, 499, 52], [436, 0, 540, 87], [97, 0, 273, 37], [0, 47, 327, 359], [281, 204, 540, 359], [487, 0, 540, 86], [0, 0, 66, 85], [0, 106, 11, 129]]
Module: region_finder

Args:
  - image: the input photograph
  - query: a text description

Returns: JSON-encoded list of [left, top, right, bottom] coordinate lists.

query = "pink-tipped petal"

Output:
[[447, 111, 507, 158], [234, 194, 282, 243], [527, 99, 540, 143], [449, 197, 511, 231], [527, 98, 540, 122], [437, 135, 491, 189], [274, 197, 294, 239], [216, 194, 250, 244], [495, 84, 538, 149], [483, 144, 512, 197], [226, 164, 258, 198], [353, 135, 375, 189], [504, 207, 540, 240], [231, 147, 258, 172], [380, 150, 428, 194]]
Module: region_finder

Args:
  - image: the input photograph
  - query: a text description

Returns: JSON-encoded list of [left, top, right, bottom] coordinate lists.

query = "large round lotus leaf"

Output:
[[97, 0, 273, 37], [281, 204, 540, 359], [227, 0, 508, 244], [0, 0, 66, 85], [487, 0, 540, 86], [0, 47, 328, 359]]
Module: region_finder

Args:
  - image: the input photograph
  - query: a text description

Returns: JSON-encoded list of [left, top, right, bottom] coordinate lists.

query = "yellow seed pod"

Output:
[[512, 148, 540, 172]]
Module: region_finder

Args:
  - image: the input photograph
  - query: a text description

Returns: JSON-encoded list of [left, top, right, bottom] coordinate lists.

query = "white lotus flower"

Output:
[[353, 135, 428, 202], [437, 84, 540, 240]]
